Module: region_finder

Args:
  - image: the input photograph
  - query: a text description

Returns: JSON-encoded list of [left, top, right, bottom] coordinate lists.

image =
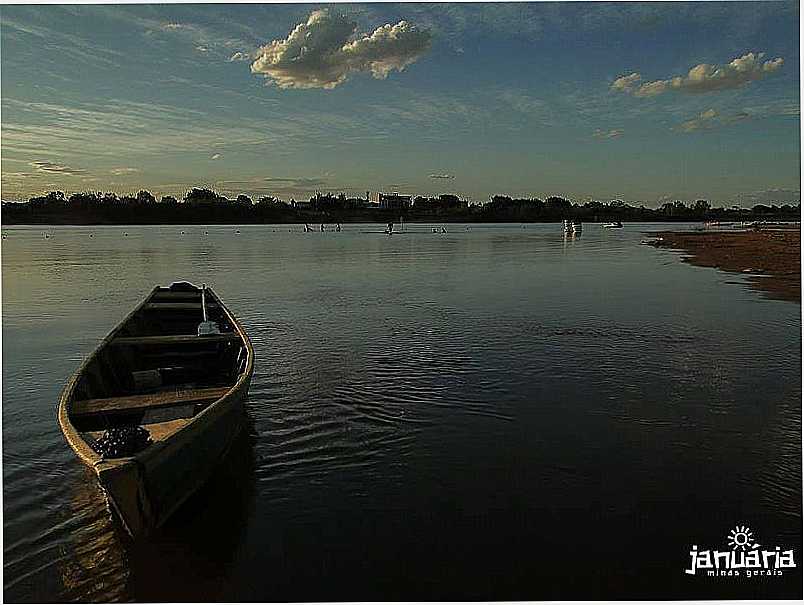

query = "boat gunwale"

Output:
[[58, 283, 255, 470]]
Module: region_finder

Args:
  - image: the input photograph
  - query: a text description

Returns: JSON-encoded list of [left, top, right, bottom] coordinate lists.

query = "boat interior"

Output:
[[69, 283, 249, 452]]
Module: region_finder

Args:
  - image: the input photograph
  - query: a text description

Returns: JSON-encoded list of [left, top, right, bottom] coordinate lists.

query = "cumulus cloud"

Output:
[[612, 52, 784, 97], [429, 173, 455, 179], [229, 51, 250, 62], [30, 160, 85, 175], [593, 128, 624, 140], [211, 153, 222, 160], [250, 9, 432, 89]]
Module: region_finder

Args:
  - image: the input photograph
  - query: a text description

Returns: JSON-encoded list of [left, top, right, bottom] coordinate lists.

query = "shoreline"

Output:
[[650, 229, 801, 303]]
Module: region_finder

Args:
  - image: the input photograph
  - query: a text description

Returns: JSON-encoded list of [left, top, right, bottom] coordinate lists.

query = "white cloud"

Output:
[[676, 107, 774, 133], [612, 52, 784, 97], [30, 160, 85, 175], [593, 128, 624, 140], [229, 51, 250, 62], [610, 72, 641, 93], [211, 153, 222, 160], [250, 9, 431, 89], [110, 167, 140, 175], [429, 173, 455, 179], [678, 108, 719, 132]]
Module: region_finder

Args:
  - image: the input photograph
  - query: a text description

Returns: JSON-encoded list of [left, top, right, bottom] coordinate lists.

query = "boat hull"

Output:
[[96, 376, 251, 537]]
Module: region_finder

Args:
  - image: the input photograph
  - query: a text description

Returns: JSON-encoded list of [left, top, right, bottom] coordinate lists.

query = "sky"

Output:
[[0, 1, 800, 206]]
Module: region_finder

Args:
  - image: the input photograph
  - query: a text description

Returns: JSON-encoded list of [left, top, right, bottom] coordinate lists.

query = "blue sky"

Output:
[[0, 2, 799, 206]]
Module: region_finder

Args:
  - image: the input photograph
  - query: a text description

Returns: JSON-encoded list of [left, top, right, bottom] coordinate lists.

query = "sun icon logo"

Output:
[[727, 525, 758, 550]]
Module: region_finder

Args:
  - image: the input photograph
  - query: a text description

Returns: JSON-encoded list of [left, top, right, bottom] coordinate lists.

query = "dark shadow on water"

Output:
[[124, 411, 258, 602]]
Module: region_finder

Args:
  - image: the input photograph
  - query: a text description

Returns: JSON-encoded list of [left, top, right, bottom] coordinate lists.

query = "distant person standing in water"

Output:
[[320, 223, 325, 232], [336, 223, 342, 232], [387, 222, 394, 234]]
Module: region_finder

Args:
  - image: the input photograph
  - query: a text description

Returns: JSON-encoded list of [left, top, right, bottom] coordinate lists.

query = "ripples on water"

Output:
[[2, 224, 801, 601]]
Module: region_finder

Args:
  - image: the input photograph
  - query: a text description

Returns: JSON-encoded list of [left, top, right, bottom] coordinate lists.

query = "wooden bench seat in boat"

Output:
[[150, 291, 204, 300], [72, 386, 230, 417], [143, 302, 220, 311], [111, 333, 238, 346]]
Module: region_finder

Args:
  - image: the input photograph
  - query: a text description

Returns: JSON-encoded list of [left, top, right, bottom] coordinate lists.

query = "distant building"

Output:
[[345, 197, 376, 209], [292, 200, 311, 210], [378, 192, 412, 210], [414, 194, 467, 212]]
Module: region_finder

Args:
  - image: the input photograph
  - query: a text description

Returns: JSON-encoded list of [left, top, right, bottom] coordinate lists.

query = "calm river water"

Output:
[[2, 223, 801, 601]]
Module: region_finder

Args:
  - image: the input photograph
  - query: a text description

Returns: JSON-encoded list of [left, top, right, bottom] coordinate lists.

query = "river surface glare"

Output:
[[2, 223, 801, 601]]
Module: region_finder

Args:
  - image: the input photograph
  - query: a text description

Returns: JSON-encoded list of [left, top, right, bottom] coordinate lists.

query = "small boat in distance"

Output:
[[58, 281, 254, 538], [563, 219, 583, 233], [603, 221, 623, 229]]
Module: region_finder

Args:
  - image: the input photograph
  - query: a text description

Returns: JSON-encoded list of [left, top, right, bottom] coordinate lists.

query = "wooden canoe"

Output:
[[58, 281, 254, 538]]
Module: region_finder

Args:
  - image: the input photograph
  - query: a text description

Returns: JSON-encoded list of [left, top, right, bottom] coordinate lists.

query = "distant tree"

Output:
[[185, 188, 219, 205], [693, 199, 710, 215], [137, 190, 156, 204], [236, 194, 253, 206], [68, 191, 98, 207], [160, 195, 178, 205], [30, 191, 66, 206], [545, 196, 571, 214]]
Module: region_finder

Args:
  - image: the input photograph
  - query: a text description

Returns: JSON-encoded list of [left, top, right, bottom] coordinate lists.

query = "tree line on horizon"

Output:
[[1, 187, 800, 225]]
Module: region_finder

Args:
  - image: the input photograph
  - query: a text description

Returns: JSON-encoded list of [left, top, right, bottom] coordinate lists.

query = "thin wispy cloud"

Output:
[[211, 175, 343, 198], [429, 174, 455, 179], [1, 15, 124, 69], [211, 153, 222, 160], [2, 98, 299, 160], [30, 160, 85, 175], [143, 16, 256, 59], [110, 167, 140, 175], [263, 176, 330, 188], [250, 9, 431, 89], [735, 187, 800, 205], [612, 52, 784, 97]]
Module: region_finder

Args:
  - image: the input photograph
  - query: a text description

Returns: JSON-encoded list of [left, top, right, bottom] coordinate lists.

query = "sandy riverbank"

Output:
[[650, 229, 800, 303]]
